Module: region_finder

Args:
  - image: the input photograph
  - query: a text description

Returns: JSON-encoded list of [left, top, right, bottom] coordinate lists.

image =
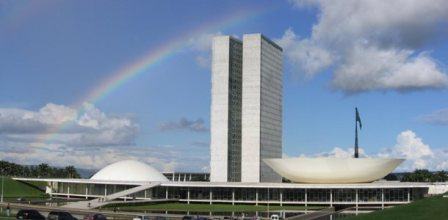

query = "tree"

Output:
[[64, 166, 80, 178], [37, 163, 51, 178], [401, 169, 447, 182], [431, 171, 448, 182], [384, 173, 398, 181]]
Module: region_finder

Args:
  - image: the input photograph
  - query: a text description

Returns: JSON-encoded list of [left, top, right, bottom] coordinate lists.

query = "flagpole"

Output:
[[1, 169, 4, 203], [354, 108, 359, 158]]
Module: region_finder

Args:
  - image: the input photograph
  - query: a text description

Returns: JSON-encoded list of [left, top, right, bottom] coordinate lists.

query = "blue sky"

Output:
[[1, 0, 447, 172]]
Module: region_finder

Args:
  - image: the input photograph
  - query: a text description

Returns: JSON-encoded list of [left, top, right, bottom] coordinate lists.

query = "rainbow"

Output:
[[80, 6, 274, 106], [37, 5, 276, 145]]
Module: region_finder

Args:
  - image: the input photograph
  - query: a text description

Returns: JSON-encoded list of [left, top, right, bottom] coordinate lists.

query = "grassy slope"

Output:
[[344, 194, 448, 220], [0, 178, 46, 198], [109, 203, 319, 212], [0, 212, 15, 220]]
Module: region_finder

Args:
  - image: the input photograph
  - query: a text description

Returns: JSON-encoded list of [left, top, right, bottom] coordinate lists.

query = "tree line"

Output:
[[385, 169, 448, 182], [0, 160, 80, 178], [401, 169, 448, 182]]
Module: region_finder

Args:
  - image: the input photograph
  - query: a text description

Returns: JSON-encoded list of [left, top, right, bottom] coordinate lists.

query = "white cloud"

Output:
[[36, 103, 78, 124], [294, 147, 366, 158], [419, 108, 448, 125], [314, 147, 367, 158], [297, 130, 447, 171], [0, 103, 78, 134], [0, 144, 198, 171], [188, 32, 222, 68], [276, 28, 333, 77], [436, 156, 448, 170], [195, 55, 210, 68], [0, 102, 138, 147], [377, 130, 444, 171], [282, 0, 448, 93], [393, 130, 433, 160], [188, 32, 222, 52], [158, 117, 208, 132], [0, 103, 209, 172], [333, 46, 448, 93]]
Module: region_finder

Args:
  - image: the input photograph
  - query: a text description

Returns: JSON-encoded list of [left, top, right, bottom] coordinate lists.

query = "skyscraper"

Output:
[[210, 34, 282, 183], [210, 36, 243, 182], [241, 34, 283, 183]]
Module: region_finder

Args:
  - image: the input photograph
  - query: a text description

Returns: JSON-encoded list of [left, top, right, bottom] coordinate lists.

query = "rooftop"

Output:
[[13, 177, 431, 189]]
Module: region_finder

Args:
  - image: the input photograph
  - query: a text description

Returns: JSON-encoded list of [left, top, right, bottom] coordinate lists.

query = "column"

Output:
[[407, 189, 411, 203], [67, 185, 70, 198], [144, 189, 147, 199], [330, 190, 333, 207], [255, 189, 259, 205], [304, 189, 308, 207], [355, 189, 358, 215], [166, 188, 169, 199], [85, 186, 88, 199], [187, 188, 190, 204], [280, 190, 283, 207], [232, 189, 235, 205], [104, 185, 107, 197], [209, 190, 213, 204], [381, 189, 384, 210], [49, 183, 53, 199]]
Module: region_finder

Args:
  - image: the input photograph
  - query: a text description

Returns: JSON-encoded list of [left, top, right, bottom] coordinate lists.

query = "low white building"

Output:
[[14, 160, 447, 212]]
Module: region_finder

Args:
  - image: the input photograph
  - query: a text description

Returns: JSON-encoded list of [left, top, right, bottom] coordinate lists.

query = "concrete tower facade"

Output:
[[210, 36, 243, 182], [210, 34, 282, 183], [241, 34, 283, 183]]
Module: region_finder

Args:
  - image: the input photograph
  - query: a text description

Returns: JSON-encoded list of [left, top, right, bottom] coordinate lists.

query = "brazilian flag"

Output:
[[356, 107, 362, 129]]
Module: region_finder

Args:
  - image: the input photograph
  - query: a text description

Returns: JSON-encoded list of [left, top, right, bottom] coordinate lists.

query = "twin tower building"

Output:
[[210, 34, 283, 183]]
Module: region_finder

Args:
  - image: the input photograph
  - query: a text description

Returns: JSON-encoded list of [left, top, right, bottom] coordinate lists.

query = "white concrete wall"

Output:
[[241, 34, 262, 182], [241, 34, 283, 183], [428, 182, 448, 195], [210, 36, 231, 182], [210, 36, 243, 182]]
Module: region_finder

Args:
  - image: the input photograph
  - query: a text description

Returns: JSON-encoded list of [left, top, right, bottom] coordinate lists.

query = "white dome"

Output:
[[90, 160, 168, 182]]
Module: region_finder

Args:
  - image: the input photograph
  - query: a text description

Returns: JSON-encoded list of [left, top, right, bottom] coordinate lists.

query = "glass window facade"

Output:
[[359, 189, 382, 202], [210, 36, 243, 183], [234, 188, 256, 201], [333, 189, 356, 202], [167, 187, 188, 199], [212, 188, 233, 200], [384, 188, 408, 202], [189, 187, 210, 200], [49, 182, 428, 207], [257, 188, 280, 201], [152, 186, 167, 199], [283, 189, 305, 202], [227, 39, 243, 182], [308, 189, 331, 202]]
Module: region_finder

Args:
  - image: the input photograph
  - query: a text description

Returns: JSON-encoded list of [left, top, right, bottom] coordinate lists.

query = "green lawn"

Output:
[[0, 211, 15, 220], [0, 177, 46, 198], [108, 202, 320, 212], [343, 194, 448, 220]]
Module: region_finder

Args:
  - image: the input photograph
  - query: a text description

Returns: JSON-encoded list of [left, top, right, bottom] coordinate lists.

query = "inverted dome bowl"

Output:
[[264, 157, 404, 184]]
